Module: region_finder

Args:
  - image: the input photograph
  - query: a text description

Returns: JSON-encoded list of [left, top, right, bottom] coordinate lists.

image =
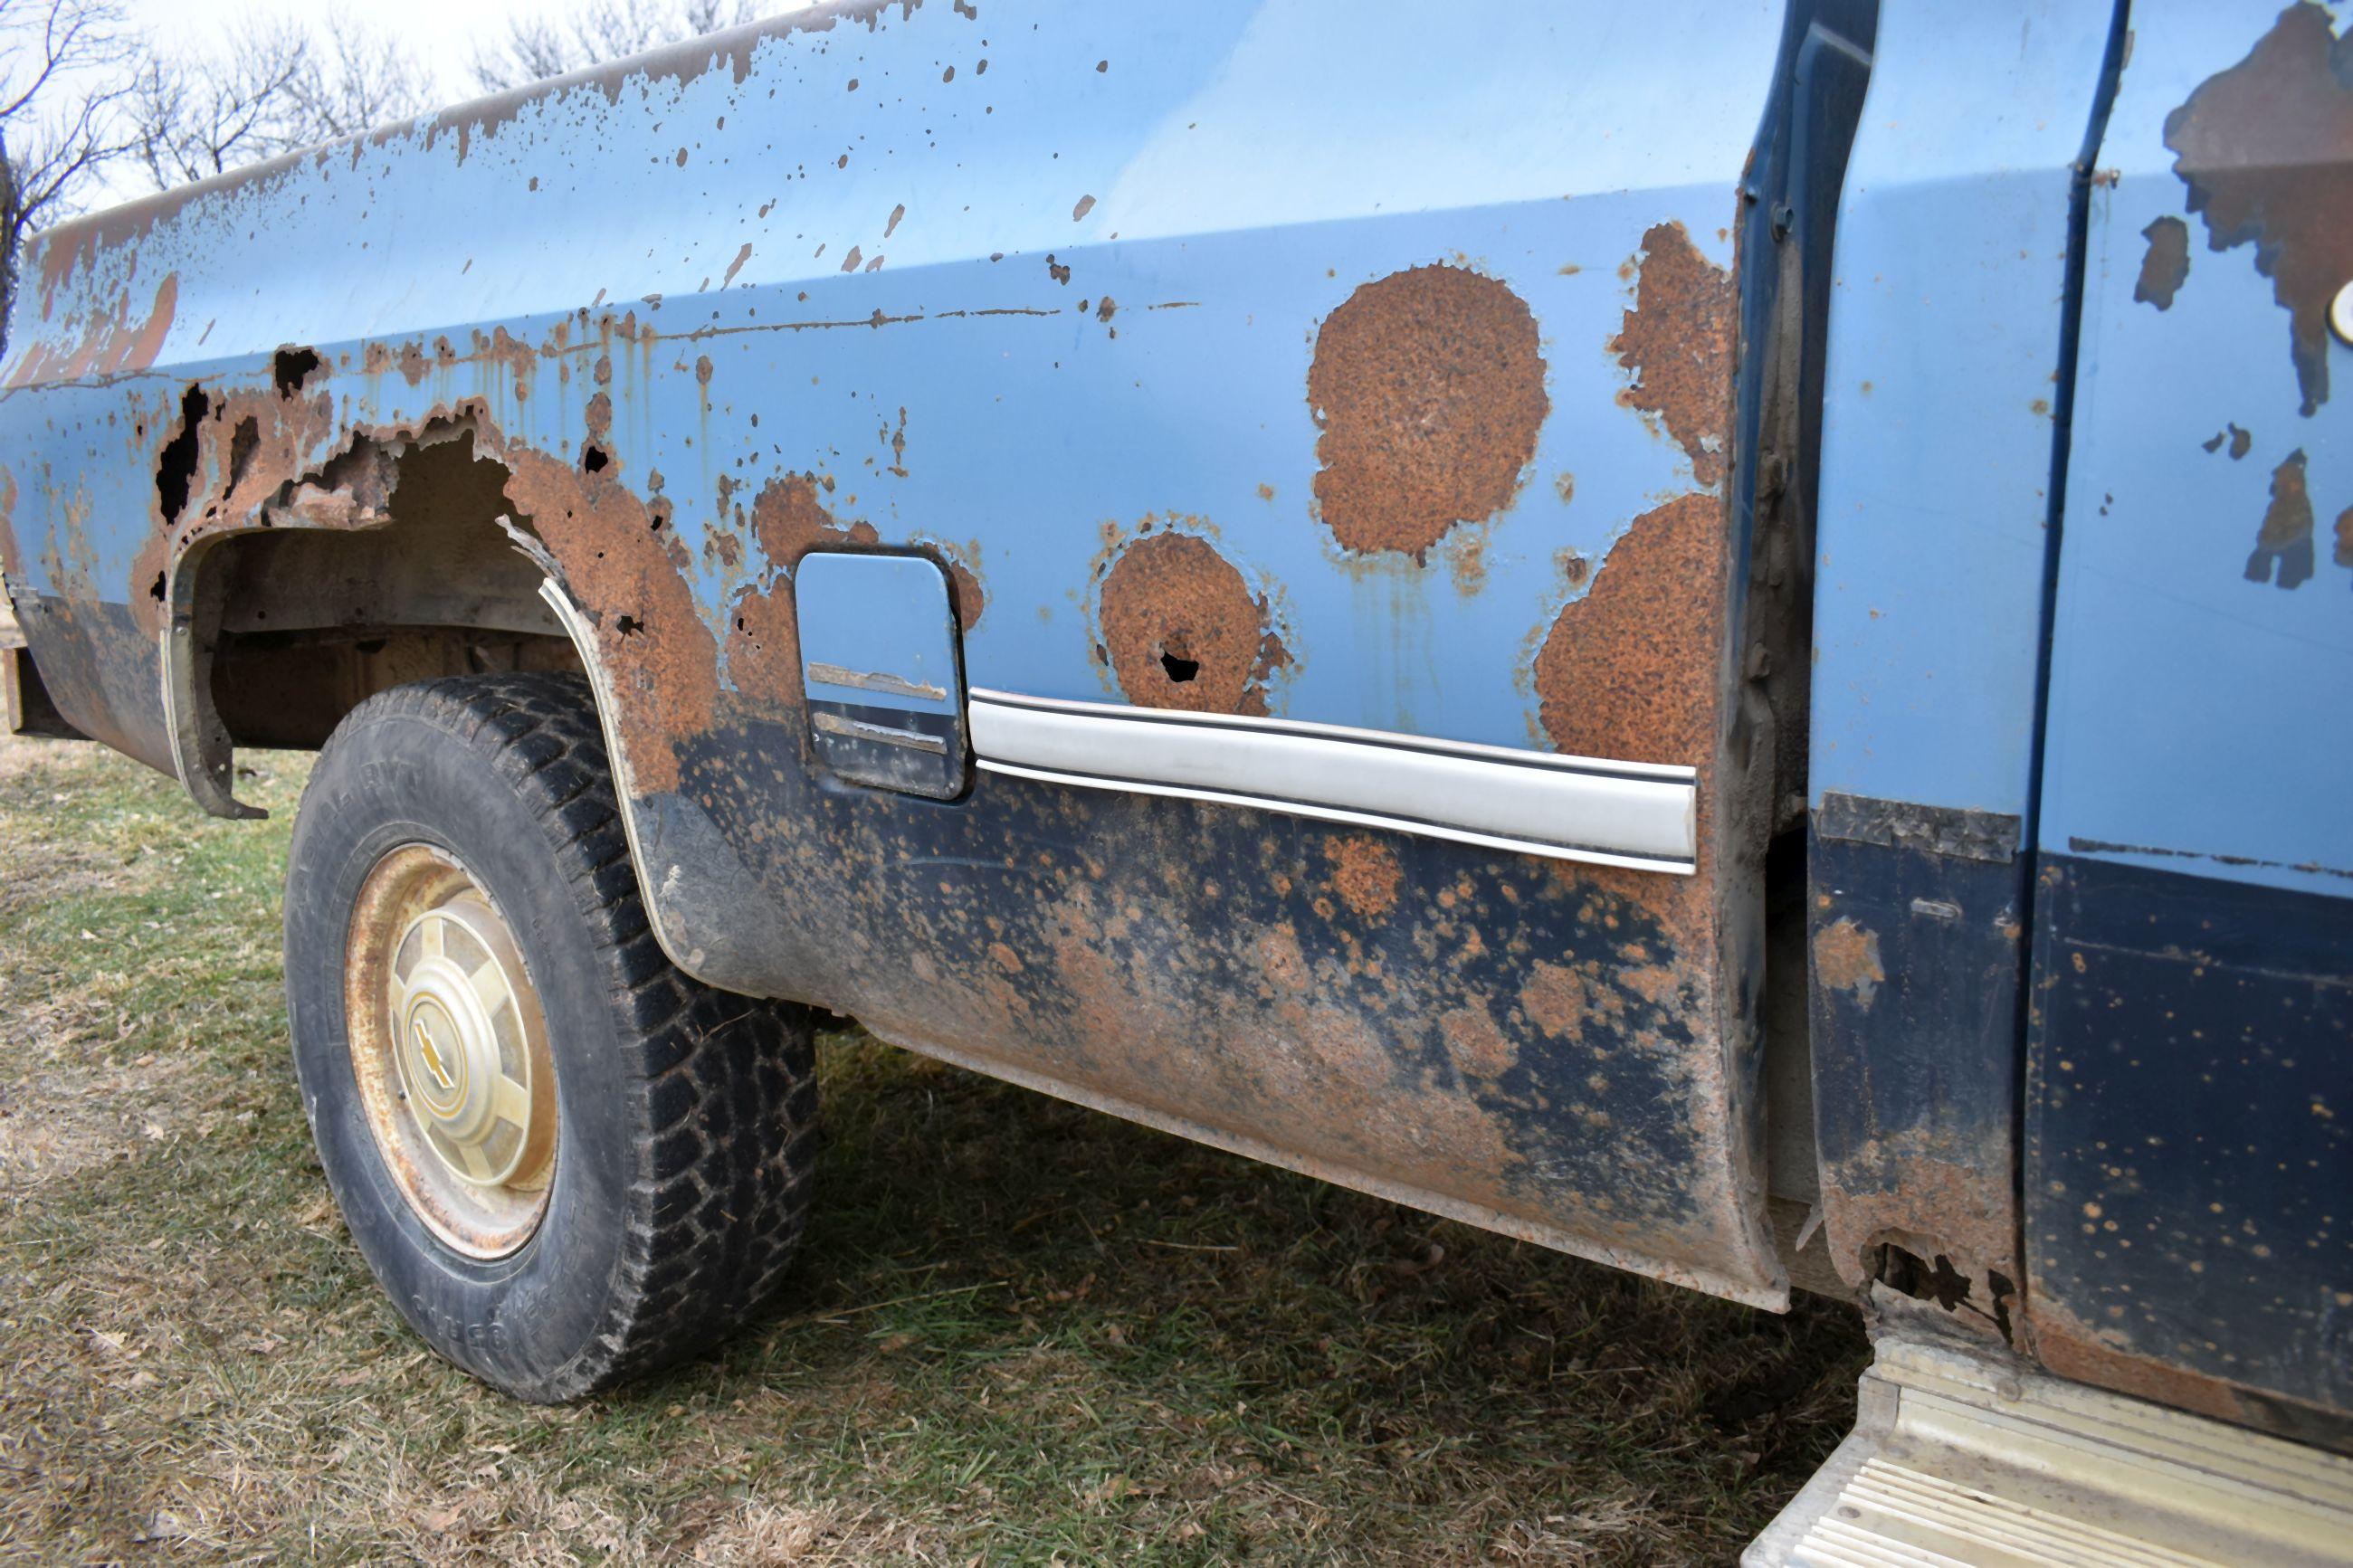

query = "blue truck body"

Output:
[[0, 0, 2345, 1452]]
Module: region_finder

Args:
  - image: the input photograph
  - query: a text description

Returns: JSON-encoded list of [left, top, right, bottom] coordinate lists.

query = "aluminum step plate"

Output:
[[1747, 1336, 2353, 1568]]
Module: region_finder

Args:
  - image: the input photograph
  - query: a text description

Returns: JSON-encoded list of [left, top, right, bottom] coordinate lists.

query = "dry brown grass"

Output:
[[0, 732, 1866, 1563]]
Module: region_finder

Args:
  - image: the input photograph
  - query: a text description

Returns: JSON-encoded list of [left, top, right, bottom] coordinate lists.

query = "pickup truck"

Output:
[[3, 2, 2348, 1561]]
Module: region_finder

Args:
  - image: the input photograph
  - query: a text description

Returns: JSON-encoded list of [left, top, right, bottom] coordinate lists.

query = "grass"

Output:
[[0, 731, 1867, 1564]]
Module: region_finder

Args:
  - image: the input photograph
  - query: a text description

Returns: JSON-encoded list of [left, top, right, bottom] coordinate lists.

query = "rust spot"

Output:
[[5, 272, 177, 389], [1609, 221, 1736, 489], [500, 438, 713, 796], [1533, 493, 1723, 765], [722, 242, 754, 287], [1097, 531, 1287, 715], [2335, 504, 2353, 569], [2030, 1297, 2265, 1428], [2248, 448, 2314, 588], [1072, 195, 1097, 222], [1813, 917, 1885, 1009], [1306, 264, 1548, 559], [724, 472, 880, 715], [1554, 472, 1575, 507], [2133, 215, 2192, 309], [2166, 3, 2353, 414], [1324, 836, 1400, 921], [841, 245, 864, 273]]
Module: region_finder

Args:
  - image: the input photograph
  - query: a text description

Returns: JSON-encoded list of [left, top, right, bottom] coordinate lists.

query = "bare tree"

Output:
[[290, 14, 433, 142], [471, 0, 767, 94], [129, 19, 310, 190], [130, 11, 432, 193], [0, 0, 134, 252]]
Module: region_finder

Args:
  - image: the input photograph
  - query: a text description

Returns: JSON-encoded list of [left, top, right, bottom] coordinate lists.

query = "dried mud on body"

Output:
[[0, 732, 1862, 1563]]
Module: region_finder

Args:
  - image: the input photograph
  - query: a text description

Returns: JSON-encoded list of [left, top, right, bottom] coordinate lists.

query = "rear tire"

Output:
[[284, 671, 816, 1402]]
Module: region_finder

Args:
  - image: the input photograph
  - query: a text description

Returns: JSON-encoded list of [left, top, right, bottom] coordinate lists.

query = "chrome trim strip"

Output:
[[812, 708, 949, 755], [806, 660, 948, 703], [968, 689, 1698, 875]]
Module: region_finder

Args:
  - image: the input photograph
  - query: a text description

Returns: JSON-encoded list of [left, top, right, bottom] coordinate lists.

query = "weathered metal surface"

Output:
[[0, 0, 1845, 1303], [2025, 0, 2353, 1443], [2040, 0, 2353, 901], [2027, 856, 2353, 1451], [1802, 0, 2121, 1329]]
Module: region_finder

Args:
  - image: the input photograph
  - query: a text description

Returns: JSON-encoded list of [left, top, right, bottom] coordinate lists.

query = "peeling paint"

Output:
[[2166, 2, 2353, 415], [2248, 448, 2314, 589], [2133, 214, 2190, 309]]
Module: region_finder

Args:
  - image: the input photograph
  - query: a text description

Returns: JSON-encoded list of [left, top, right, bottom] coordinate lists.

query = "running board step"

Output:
[[1747, 1335, 2353, 1568]]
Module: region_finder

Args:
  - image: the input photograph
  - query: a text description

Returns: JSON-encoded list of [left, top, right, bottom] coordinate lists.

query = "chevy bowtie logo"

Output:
[[413, 1014, 458, 1095]]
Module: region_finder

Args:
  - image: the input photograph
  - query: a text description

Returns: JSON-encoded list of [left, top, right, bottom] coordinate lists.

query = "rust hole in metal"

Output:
[[614, 614, 644, 639], [581, 442, 610, 474], [155, 384, 211, 524], [226, 416, 261, 494], [272, 347, 321, 397], [1873, 1242, 1971, 1310], [1308, 264, 1548, 560], [1098, 531, 1288, 716]]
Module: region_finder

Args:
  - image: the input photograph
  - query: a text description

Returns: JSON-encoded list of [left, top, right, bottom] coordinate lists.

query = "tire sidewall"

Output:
[[287, 705, 639, 1399]]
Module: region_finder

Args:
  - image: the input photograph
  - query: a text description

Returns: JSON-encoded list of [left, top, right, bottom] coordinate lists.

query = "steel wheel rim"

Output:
[[345, 844, 557, 1259]]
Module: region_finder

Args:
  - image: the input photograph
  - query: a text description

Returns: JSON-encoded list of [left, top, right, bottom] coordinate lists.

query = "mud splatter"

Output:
[[1813, 917, 1884, 1010], [1609, 222, 1737, 489], [2165, 4, 2353, 414], [2247, 448, 2314, 588], [1306, 264, 1548, 560], [2133, 215, 2191, 309], [1532, 493, 1723, 765], [1324, 836, 1401, 921], [1097, 531, 1287, 715]]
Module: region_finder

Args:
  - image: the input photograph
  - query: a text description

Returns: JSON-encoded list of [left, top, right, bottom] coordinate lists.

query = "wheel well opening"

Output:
[[197, 426, 583, 755]]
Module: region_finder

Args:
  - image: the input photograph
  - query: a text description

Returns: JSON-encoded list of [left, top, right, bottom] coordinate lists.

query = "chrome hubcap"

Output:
[[347, 846, 557, 1258]]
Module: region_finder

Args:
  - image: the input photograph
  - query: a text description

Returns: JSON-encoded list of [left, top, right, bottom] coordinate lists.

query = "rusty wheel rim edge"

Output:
[[343, 843, 558, 1260]]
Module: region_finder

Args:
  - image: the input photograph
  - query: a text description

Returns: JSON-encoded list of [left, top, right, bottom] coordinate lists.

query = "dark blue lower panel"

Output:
[[2027, 853, 2353, 1448], [618, 695, 1784, 1304], [1808, 803, 2025, 1329]]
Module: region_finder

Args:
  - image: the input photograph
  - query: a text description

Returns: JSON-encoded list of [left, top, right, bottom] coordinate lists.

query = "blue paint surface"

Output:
[[1809, 0, 2119, 822], [2040, 0, 2353, 898], [2, 0, 1780, 760]]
